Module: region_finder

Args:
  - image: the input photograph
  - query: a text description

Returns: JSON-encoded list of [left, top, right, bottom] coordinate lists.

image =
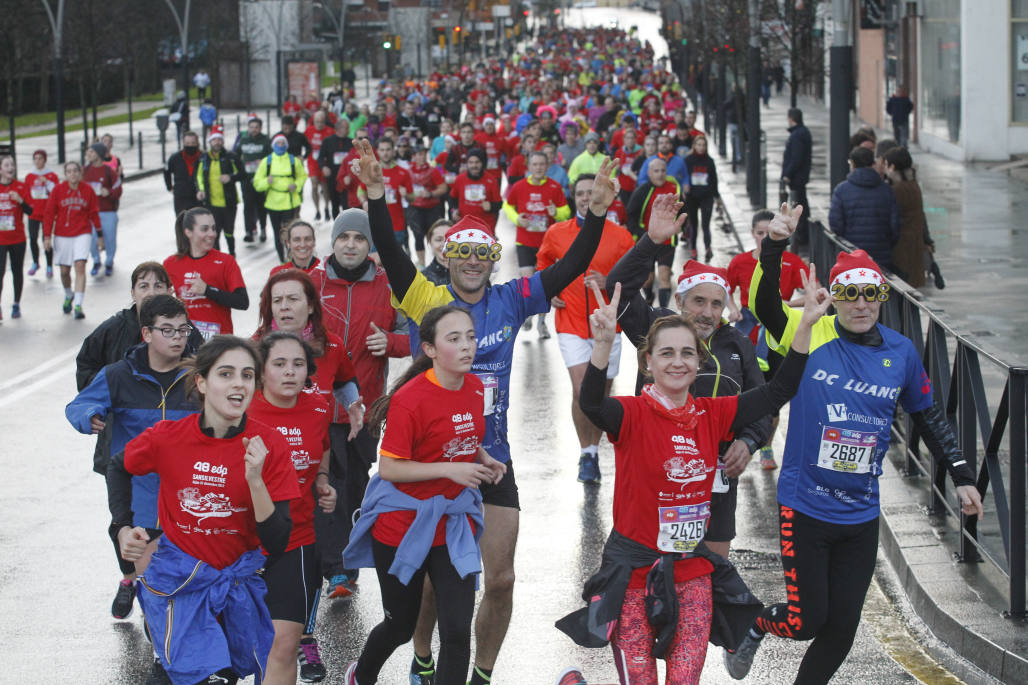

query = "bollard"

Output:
[[759, 129, 767, 209], [236, 114, 241, 136], [160, 132, 167, 165], [138, 132, 143, 169], [79, 140, 86, 167]]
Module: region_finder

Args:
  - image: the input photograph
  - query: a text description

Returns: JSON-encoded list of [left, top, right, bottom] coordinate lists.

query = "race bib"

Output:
[[333, 151, 346, 165], [487, 158, 499, 169], [412, 184, 426, 197], [194, 320, 221, 342], [89, 181, 103, 194], [464, 184, 486, 202], [476, 373, 498, 416], [690, 172, 709, 186], [31, 186, 49, 199], [817, 426, 877, 474], [445, 172, 457, 184], [0, 215, 14, 231], [656, 502, 711, 553], [385, 186, 397, 204], [621, 162, 633, 175], [244, 160, 259, 174], [712, 459, 730, 493], [526, 213, 548, 232]]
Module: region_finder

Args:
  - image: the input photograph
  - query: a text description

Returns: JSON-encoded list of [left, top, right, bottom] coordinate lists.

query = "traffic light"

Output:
[[395, 34, 402, 50], [523, 9, 529, 16], [452, 25, 461, 46], [383, 39, 392, 49]]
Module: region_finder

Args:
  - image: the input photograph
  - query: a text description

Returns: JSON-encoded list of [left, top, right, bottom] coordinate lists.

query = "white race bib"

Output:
[[89, 181, 103, 194], [526, 214, 549, 232], [333, 151, 346, 165], [385, 186, 398, 204], [245, 160, 259, 174], [621, 162, 633, 175], [690, 172, 709, 186], [412, 184, 426, 197], [656, 502, 710, 553], [712, 459, 730, 493], [0, 215, 14, 231], [817, 426, 877, 474], [476, 373, 498, 416], [31, 186, 48, 199], [464, 185, 485, 202], [487, 158, 499, 169], [445, 172, 457, 184], [194, 321, 221, 341]]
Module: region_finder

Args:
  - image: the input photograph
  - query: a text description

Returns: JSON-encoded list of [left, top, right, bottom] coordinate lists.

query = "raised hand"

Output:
[[798, 263, 832, 325], [768, 202, 804, 241], [648, 192, 687, 245], [350, 138, 384, 192], [588, 156, 621, 215], [242, 435, 268, 484], [588, 281, 621, 343]]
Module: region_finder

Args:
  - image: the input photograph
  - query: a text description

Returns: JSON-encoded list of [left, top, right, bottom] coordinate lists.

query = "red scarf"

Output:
[[182, 149, 201, 176], [641, 384, 698, 429]]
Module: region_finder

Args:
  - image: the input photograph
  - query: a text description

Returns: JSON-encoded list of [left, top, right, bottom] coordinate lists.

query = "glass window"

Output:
[[920, 1, 961, 142], [1015, 2, 1028, 122]]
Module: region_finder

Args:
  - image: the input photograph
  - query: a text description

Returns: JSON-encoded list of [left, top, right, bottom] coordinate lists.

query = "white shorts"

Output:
[[53, 234, 91, 266], [558, 333, 622, 379]]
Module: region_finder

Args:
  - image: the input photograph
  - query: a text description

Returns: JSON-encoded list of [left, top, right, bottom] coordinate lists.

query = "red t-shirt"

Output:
[[506, 177, 568, 248], [609, 393, 738, 587], [727, 249, 809, 344], [361, 164, 412, 233], [506, 154, 527, 182], [375, 370, 485, 547], [614, 146, 643, 194], [282, 101, 302, 117], [408, 163, 445, 209], [43, 182, 100, 238], [248, 391, 331, 551], [450, 173, 501, 233], [0, 180, 30, 246], [306, 331, 357, 419], [23, 170, 59, 218], [163, 250, 247, 338], [82, 163, 122, 212], [474, 131, 507, 182], [124, 414, 301, 570], [269, 257, 321, 277], [606, 196, 627, 226]]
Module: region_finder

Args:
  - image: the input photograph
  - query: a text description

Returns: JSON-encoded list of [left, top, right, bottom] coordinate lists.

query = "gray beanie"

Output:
[[90, 142, 107, 158], [331, 208, 372, 245]]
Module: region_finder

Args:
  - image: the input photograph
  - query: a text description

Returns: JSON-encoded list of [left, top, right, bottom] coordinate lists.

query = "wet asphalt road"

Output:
[[0, 167, 987, 684]]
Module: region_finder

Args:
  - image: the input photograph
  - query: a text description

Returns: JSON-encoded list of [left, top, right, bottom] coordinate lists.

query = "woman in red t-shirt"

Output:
[[571, 280, 829, 685], [345, 305, 506, 685], [249, 332, 335, 685], [113, 336, 301, 684], [0, 155, 31, 319], [163, 207, 248, 339]]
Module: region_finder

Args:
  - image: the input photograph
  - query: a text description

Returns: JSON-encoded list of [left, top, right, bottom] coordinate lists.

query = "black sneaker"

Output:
[[410, 655, 435, 685], [145, 658, 172, 685], [930, 262, 945, 290], [259, 227, 267, 242], [723, 630, 764, 679], [298, 637, 327, 682], [243, 234, 255, 243], [112, 578, 135, 619]]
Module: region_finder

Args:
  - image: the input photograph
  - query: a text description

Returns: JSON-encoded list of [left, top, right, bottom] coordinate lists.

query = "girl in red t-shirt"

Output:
[[249, 332, 335, 685], [163, 207, 248, 339], [346, 304, 506, 685], [571, 280, 829, 685], [0, 155, 31, 319], [114, 336, 301, 684]]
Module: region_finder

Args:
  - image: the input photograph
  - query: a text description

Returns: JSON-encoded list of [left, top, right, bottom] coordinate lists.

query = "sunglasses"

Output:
[[831, 282, 890, 302], [444, 241, 502, 262]]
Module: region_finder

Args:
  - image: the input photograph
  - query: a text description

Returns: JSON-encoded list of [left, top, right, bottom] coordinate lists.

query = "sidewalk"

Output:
[[714, 93, 1028, 684]]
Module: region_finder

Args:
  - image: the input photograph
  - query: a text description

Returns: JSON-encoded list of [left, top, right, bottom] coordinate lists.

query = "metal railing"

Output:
[[807, 220, 1027, 619]]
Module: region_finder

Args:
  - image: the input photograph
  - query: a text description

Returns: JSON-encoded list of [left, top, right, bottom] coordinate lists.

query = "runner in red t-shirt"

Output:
[[163, 208, 248, 338], [0, 155, 32, 319], [304, 110, 334, 221], [347, 305, 506, 685], [357, 138, 412, 247], [449, 150, 501, 234], [473, 118, 507, 187], [24, 149, 59, 277], [249, 333, 335, 685], [407, 146, 449, 266], [282, 95, 302, 119], [43, 162, 101, 318]]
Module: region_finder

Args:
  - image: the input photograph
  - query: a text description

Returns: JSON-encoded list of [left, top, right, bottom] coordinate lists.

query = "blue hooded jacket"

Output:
[[66, 343, 197, 527], [828, 166, 901, 267], [343, 474, 484, 586]]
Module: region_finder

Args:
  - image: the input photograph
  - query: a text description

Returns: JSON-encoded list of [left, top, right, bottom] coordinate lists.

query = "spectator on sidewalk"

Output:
[[169, 91, 190, 146], [781, 107, 812, 251], [887, 88, 914, 148], [885, 147, 935, 288], [198, 99, 218, 148], [828, 146, 900, 271], [193, 69, 211, 101], [100, 134, 123, 181], [874, 139, 899, 178], [163, 131, 202, 219]]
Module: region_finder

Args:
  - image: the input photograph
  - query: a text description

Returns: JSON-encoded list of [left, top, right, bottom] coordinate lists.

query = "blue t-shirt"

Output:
[[397, 271, 550, 464], [769, 314, 934, 524]]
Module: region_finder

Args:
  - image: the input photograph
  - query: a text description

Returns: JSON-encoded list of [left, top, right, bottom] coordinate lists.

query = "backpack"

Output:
[[265, 153, 297, 179]]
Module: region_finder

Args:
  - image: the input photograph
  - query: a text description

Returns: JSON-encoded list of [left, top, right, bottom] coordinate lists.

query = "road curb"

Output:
[[123, 168, 165, 184]]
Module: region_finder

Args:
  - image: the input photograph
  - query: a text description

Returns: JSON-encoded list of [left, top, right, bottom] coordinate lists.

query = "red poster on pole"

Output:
[[288, 62, 321, 102]]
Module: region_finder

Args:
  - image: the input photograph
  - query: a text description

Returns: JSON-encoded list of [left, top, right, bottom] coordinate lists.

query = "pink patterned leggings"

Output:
[[611, 575, 712, 685]]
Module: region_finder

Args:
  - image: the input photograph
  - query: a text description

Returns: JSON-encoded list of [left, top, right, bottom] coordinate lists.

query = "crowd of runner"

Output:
[[0, 20, 985, 685]]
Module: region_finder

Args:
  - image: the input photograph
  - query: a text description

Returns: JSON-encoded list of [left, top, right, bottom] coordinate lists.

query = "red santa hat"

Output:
[[246, 112, 260, 122], [208, 126, 224, 142], [829, 249, 884, 288], [445, 215, 497, 245], [271, 134, 288, 147], [675, 260, 730, 298], [482, 116, 496, 128]]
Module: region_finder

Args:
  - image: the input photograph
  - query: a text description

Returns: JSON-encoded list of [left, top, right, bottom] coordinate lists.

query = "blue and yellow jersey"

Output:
[[750, 261, 934, 523], [393, 271, 550, 464]]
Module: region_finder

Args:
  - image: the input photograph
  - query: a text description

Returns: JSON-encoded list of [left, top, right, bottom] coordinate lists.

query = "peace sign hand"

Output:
[[350, 138, 384, 196], [588, 281, 621, 344], [798, 263, 833, 326], [768, 202, 804, 241]]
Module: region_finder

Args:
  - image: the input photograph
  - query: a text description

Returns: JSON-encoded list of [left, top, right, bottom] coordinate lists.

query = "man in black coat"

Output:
[[196, 130, 245, 256], [163, 131, 203, 219], [317, 117, 354, 218], [781, 107, 812, 252]]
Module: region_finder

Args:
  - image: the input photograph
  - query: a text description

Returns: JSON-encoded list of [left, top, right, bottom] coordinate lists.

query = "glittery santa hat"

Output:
[[829, 249, 884, 287], [675, 260, 730, 298], [444, 215, 497, 245]]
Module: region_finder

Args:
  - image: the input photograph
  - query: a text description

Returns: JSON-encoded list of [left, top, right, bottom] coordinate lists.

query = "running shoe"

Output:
[[10, 303, 19, 319], [555, 667, 588, 685], [46, 266, 53, 278], [243, 234, 255, 243], [260, 227, 267, 242], [759, 446, 777, 470], [298, 636, 327, 682], [723, 630, 764, 680], [90, 262, 101, 276], [577, 453, 600, 484], [538, 316, 551, 339], [28, 262, 39, 276], [62, 296, 73, 314], [690, 248, 698, 259], [522, 317, 533, 332], [145, 658, 172, 685], [112, 578, 135, 619], [344, 660, 358, 685], [315, 211, 322, 221], [105, 264, 113, 277], [409, 655, 435, 685], [326, 573, 356, 598], [705, 248, 714, 262], [74, 305, 85, 320]]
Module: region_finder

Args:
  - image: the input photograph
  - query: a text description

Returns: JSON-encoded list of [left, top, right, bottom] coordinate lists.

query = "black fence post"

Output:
[[138, 132, 143, 169], [1009, 369, 1027, 618]]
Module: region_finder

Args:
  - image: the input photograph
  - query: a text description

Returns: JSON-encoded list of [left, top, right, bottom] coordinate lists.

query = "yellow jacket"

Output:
[[252, 152, 307, 210]]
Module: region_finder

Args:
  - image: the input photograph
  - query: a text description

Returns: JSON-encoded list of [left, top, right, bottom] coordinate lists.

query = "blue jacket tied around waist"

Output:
[[343, 474, 485, 586], [137, 537, 274, 685]]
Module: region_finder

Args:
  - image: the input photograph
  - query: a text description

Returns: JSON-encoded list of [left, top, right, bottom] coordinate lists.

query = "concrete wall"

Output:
[[959, 2, 1008, 160], [240, 0, 303, 106]]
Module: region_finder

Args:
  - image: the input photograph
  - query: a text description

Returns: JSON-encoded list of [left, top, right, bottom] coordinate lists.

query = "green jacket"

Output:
[[252, 152, 307, 211]]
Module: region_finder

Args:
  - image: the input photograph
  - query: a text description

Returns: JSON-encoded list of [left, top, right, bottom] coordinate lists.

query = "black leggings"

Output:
[[27, 219, 53, 267], [356, 540, 476, 685], [407, 204, 443, 253], [268, 208, 298, 263], [210, 204, 238, 256], [685, 195, 715, 251], [756, 505, 879, 685], [241, 177, 268, 238], [0, 242, 26, 303]]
